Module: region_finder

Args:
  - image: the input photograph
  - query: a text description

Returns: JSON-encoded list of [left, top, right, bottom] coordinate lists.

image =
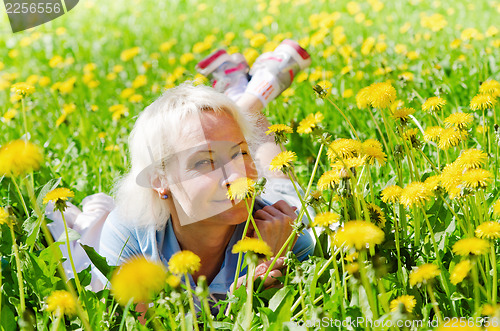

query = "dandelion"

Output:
[[333, 220, 385, 250], [168, 250, 201, 275], [479, 79, 500, 97], [313, 212, 340, 227], [367, 81, 397, 109], [409, 263, 440, 286], [399, 182, 433, 208], [317, 170, 341, 190], [475, 221, 500, 240], [43, 188, 75, 212], [422, 96, 446, 113], [390, 295, 416, 313], [449, 260, 472, 285], [166, 274, 181, 288], [111, 257, 168, 305], [0, 140, 43, 177], [452, 238, 490, 256], [361, 139, 386, 165], [226, 177, 256, 200], [120, 47, 140, 61], [455, 149, 488, 169], [232, 237, 273, 258], [401, 128, 418, 142], [381, 185, 403, 203], [391, 107, 415, 124], [46, 290, 76, 316], [11, 82, 35, 97], [266, 124, 293, 136], [438, 127, 467, 150], [424, 126, 444, 142], [461, 168, 492, 189], [367, 203, 386, 228], [440, 163, 463, 199], [424, 175, 441, 192], [327, 138, 362, 160], [356, 86, 372, 109], [0, 207, 9, 225], [493, 200, 500, 218], [269, 151, 297, 172], [296, 112, 324, 134], [444, 112, 473, 130], [470, 94, 497, 111]]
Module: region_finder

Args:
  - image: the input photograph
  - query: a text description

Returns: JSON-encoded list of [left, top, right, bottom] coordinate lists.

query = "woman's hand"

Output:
[[230, 257, 286, 292], [249, 200, 298, 257]]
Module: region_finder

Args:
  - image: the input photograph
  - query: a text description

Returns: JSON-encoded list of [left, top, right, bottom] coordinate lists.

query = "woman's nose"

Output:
[[220, 161, 247, 188]]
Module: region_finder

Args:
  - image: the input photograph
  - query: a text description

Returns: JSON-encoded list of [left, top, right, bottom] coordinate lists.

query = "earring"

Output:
[[161, 194, 169, 199]]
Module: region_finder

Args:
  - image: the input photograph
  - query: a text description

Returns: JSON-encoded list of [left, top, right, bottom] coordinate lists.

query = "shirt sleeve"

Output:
[[98, 209, 142, 266]]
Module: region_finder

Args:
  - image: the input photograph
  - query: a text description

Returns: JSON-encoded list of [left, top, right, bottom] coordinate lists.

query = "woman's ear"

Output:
[[151, 176, 171, 199]]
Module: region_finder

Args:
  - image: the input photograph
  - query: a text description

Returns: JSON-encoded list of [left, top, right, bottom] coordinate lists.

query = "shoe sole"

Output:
[[196, 49, 230, 76], [276, 39, 312, 71]]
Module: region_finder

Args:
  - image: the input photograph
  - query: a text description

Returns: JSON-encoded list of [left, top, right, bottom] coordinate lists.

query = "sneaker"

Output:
[[246, 39, 311, 105], [195, 49, 250, 94], [250, 40, 311, 92]]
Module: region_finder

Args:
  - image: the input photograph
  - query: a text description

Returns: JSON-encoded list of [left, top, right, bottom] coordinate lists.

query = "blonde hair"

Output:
[[113, 83, 262, 229]]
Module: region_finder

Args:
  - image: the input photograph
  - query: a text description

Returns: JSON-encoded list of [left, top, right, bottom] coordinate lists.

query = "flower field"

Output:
[[1, 0, 500, 329]]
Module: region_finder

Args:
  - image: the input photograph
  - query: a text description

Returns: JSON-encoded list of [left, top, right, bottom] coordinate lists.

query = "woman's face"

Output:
[[165, 111, 258, 226]]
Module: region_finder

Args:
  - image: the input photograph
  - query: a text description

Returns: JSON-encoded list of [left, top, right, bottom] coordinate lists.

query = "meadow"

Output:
[[1, 0, 500, 329]]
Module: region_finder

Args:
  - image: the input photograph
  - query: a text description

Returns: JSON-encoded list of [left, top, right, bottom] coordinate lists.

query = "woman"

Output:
[[98, 83, 315, 294]]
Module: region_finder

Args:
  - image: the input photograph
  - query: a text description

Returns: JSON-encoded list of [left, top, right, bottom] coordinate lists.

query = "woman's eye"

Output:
[[194, 159, 214, 168], [232, 151, 249, 159]]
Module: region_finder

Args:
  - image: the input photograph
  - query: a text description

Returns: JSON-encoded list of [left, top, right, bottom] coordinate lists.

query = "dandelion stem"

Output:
[[367, 109, 392, 165], [183, 273, 199, 331], [11, 176, 29, 220], [359, 249, 378, 319], [243, 261, 256, 330], [491, 244, 497, 304], [392, 205, 405, 289], [471, 260, 481, 314], [51, 311, 63, 331], [118, 299, 133, 331], [427, 284, 443, 324], [9, 222, 25, 315], [179, 301, 187, 331], [416, 148, 439, 173], [21, 98, 29, 140], [324, 97, 360, 140], [60, 211, 83, 296], [202, 297, 215, 331]]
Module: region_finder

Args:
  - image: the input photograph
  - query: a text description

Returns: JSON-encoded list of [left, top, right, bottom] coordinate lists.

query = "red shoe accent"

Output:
[[281, 39, 310, 60], [197, 50, 227, 70]]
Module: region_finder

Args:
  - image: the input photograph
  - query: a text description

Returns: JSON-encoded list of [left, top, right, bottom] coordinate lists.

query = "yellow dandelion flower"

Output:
[[356, 86, 372, 109], [132, 75, 147, 89], [317, 170, 341, 190], [333, 220, 385, 250], [475, 221, 500, 240], [313, 212, 340, 227], [266, 124, 293, 136], [129, 94, 143, 103], [166, 274, 181, 288], [361, 139, 386, 165], [120, 47, 140, 62], [0, 207, 9, 225], [11, 82, 35, 97], [481, 304, 500, 317], [409, 263, 440, 286], [327, 138, 362, 160], [332, 156, 366, 172], [449, 260, 472, 285], [46, 290, 76, 316], [168, 250, 201, 275], [470, 94, 497, 111], [401, 128, 419, 142], [422, 96, 446, 113], [391, 107, 416, 124], [453, 238, 490, 256], [269, 151, 297, 172], [444, 112, 473, 130], [367, 81, 397, 109], [232, 237, 273, 258], [111, 257, 167, 305], [226, 177, 256, 200], [297, 112, 324, 134], [43, 188, 75, 204], [455, 149, 487, 169], [479, 79, 500, 97], [440, 163, 463, 199], [424, 126, 444, 142], [367, 203, 386, 228], [424, 175, 441, 192], [400, 182, 433, 208], [0, 140, 43, 177], [381, 185, 403, 203], [390, 295, 416, 313], [493, 200, 500, 218], [462, 168, 492, 189], [438, 127, 467, 150]]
